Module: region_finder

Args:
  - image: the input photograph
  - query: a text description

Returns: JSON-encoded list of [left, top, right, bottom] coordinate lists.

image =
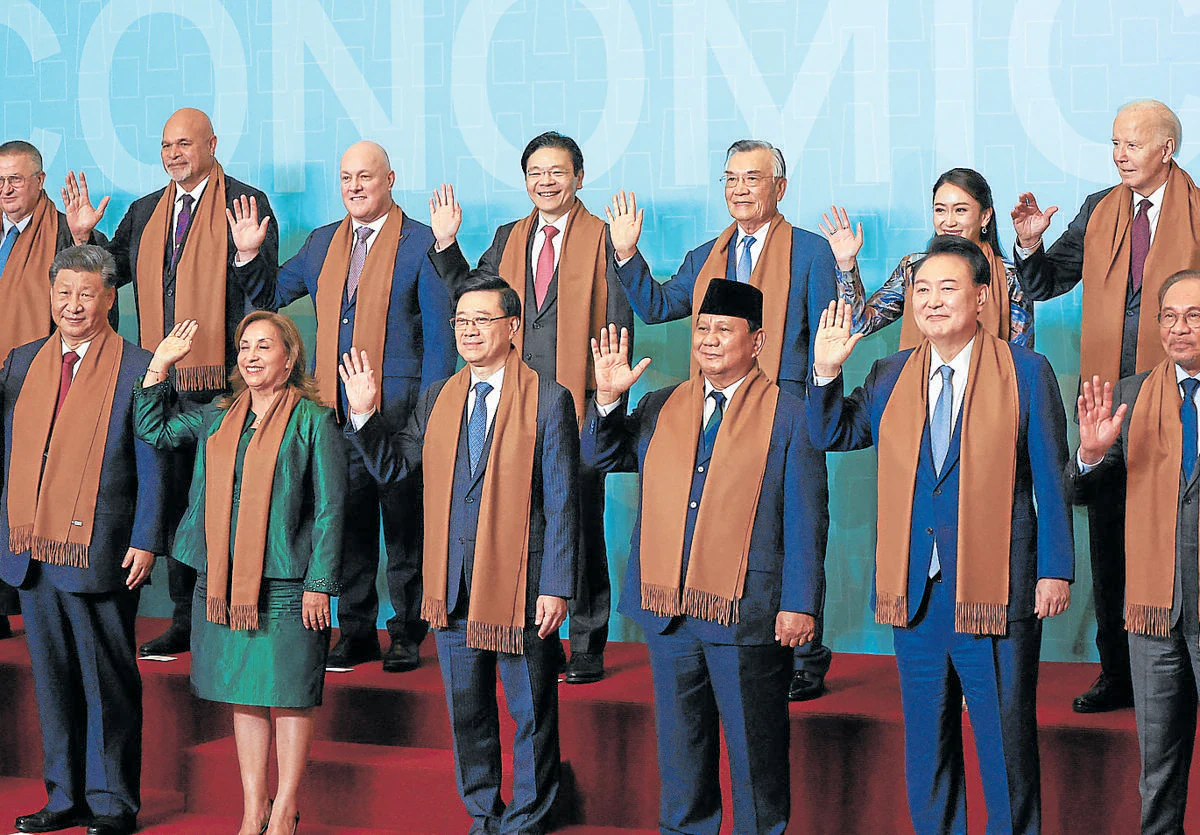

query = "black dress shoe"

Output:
[[327, 635, 381, 668], [1072, 674, 1134, 713], [564, 652, 604, 684], [382, 639, 420, 673], [14, 806, 86, 833], [87, 813, 136, 835], [138, 624, 190, 656], [788, 670, 826, 702]]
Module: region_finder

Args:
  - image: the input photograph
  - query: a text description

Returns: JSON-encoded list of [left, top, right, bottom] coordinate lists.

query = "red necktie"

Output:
[[53, 351, 79, 424], [533, 225, 559, 309], [1130, 198, 1152, 293]]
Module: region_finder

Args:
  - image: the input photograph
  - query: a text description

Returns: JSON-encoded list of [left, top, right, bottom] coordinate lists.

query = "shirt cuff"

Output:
[[233, 253, 258, 268], [812, 368, 837, 386], [595, 399, 620, 417], [1014, 241, 1042, 260], [348, 409, 375, 431], [615, 253, 635, 268], [1076, 450, 1101, 474]]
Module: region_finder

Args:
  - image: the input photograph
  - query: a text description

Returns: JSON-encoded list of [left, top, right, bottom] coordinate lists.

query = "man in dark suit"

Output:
[[263, 140, 456, 670], [1069, 270, 1200, 833], [428, 132, 630, 683], [1010, 99, 1200, 713], [582, 279, 826, 834], [605, 138, 838, 701], [0, 139, 109, 637], [61, 107, 278, 658], [341, 272, 579, 834], [0, 245, 167, 835], [808, 235, 1074, 834]]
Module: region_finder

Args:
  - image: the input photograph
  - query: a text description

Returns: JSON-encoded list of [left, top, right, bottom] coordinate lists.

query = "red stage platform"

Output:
[[0, 617, 1189, 833]]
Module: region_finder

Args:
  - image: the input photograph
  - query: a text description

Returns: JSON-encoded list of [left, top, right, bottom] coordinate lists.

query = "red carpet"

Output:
[[0, 617, 1189, 833]]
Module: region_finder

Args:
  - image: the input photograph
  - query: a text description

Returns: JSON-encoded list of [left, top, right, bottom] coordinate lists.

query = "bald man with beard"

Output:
[[268, 141, 457, 671], [63, 107, 278, 659]]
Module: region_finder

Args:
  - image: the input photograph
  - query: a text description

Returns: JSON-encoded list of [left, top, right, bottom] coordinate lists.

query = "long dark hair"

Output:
[[932, 168, 1002, 255]]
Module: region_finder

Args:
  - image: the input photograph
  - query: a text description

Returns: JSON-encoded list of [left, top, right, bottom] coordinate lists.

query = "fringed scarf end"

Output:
[[1125, 603, 1172, 638], [176, 364, 227, 392], [681, 587, 740, 625], [955, 601, 1008, 636], [875, 591, 909, 627], [228, 604, 260, 632], [466, 620, 524, 655], [206, 595, 229, 626], [422, 597, 448, 630], [30, 537, 90, 569], [8, 524, 34, 556], [641, 582, 682, 617]]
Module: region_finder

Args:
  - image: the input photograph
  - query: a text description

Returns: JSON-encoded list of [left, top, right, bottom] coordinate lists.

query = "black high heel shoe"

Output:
[[257, 799, 274, 835], [290, 812, 300, 834]]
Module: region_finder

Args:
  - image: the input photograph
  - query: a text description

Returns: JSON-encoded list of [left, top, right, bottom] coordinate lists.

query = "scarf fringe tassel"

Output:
[[205, 596, 261, 631], [422, 597, 448, 630], [641, 583, 681, 617], [1125, 603, 1172, 638], [176, 365, 227, 392], [955, 601, 1008, 636], [9, 527, 91, 569], [466, 620, 524, 655], [875, 591, 909, 628], [681, 587, 739, 626]]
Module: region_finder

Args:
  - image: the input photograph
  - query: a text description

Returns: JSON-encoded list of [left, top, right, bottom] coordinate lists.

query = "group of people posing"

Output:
[[0, 95, 1196, 835]]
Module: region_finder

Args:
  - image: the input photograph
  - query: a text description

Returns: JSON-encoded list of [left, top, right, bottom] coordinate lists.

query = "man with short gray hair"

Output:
[[605, 138, 841, 700], [1012, 98, 1200, 713]]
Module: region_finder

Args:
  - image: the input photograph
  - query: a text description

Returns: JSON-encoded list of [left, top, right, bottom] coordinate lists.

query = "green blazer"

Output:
[[133, 381, 346, 594]]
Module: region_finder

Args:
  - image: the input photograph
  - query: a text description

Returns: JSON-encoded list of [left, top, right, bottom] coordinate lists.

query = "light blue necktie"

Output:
[[467, 381, 493, 476], [1182, 377, 1199, 478], [735, 235, 755, 283], [701, 390, 726, 456], [929, 364, 954, 578], [0, 224, 19, 276]]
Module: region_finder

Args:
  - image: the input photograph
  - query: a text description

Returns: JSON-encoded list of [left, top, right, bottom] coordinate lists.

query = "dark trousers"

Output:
[[644, 619, 792, 835], [19, 564, 142, 819], [568, 464, 609, 655], [1130, 625, 1200, 834], [1087, 469, 1131, 684], [0, 578, 18, 616], [164, 445, 198, 633], [434, 620, 560, 835], [336, 447, 426, 648], [893, 579, 1042, 835]]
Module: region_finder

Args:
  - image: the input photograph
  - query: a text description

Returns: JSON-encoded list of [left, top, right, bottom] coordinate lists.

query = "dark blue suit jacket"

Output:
[[581, 384, 827, 645], [0, 337, 168, 594], [347, 364, 579, 620], [807, 344, 1074, 623], [615, 225, 838, 385], [273, 213, 457, 426]]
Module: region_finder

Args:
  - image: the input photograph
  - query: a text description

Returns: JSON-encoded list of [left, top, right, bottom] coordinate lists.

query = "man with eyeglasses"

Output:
[[606, 138, 840, 702], [266, 140, 456, 671], [1069, 269, 1200, 833], [0, 139, 109, 641], [428, 131, 633, 685], [61, 108, 279, 661], [1011, 99, 1200, 714]]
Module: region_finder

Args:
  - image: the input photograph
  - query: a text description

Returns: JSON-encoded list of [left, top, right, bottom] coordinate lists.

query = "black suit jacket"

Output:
[[105, 174, 277, 393]]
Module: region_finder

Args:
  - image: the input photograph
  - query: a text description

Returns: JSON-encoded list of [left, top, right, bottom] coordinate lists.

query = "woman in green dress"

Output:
[[134, 311, 346, 835]]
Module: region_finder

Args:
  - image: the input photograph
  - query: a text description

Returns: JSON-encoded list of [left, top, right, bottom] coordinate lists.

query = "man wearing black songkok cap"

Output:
[[580, 279, 827, 834]]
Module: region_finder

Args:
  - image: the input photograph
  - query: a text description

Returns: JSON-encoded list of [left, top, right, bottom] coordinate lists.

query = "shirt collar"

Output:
[[704, 372, 750, 402], [537, 211, 571, 236], [176, 176, 210, 205], [735, 220, 770, 246], [60, 336, 93, 360], [352, 212, 389, 236], [470, 364, 506, 391], [929, 336, 975, 381], [2, 213, 34, 236], [1174, 363, 1200, 384], [1135, 179, 1168, 207]]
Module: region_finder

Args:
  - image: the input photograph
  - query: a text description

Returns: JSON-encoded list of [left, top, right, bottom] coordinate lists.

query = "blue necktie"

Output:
[[928, 365, 954, 578], [702, 390, 726, 456], [735, 235, 755, 283], [467, 381, 493, 476], [1182, 377, 1199, 478], [0, 225, 19, 276]]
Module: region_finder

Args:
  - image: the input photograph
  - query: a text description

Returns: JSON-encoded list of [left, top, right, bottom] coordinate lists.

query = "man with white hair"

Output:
[[1011, 99, 1200, 713]]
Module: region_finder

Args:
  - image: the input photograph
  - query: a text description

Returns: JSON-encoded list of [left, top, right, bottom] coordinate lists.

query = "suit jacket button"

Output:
[[689, 501, 698, 509], [697, 465, 704, 473], [926, 527, 934, 535], [532, 323, 542, 330], [465, 497, 475, 504], [342, 318, 350, 324], [933, 488, 941, 497], [525, 353, 533, 361], [1126, 309, 1136, 317]]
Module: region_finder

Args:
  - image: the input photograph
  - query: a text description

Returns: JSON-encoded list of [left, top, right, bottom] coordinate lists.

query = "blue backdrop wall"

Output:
[[7, 0, 1199, 662]]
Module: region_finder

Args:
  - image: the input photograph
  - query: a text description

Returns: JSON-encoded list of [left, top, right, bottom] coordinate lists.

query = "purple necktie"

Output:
[[345, 226, 373, 300], [171, 194, 194, 269], [1130, 198, 1152, 294]]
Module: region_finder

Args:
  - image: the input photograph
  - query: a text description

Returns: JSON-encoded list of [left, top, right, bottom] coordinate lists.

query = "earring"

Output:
[[981, 223, 987, 234]]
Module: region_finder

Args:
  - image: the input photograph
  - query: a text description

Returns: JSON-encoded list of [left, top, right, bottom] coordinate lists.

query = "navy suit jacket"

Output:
[[347, 364, 579, 620], [581, 383, 827, 645], [272, 213, 457, 425], [0, 337, 168, 594], [615, 225, 838, 385], [808, 344, 1074, 623]]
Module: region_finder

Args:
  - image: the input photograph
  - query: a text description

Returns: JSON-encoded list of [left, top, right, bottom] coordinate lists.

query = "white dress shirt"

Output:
[[353, 212, 389, 256], [173, 177, 209, 230], [349, 364, 506, 432], [732, 221, 770, 276], [533, 212, 570, 273], [1016, 179, 1168, 260], [2, 212, 34, 237], [61, 337, 92, 380]]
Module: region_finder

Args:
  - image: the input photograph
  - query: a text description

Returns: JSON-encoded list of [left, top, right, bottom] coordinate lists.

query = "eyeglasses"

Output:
[[524, 169, 573, 182], [0, 174, 35, 189], [1157, 309, 1200, 328], [449, 315, 510, 331], [719, 173, 775, 189]]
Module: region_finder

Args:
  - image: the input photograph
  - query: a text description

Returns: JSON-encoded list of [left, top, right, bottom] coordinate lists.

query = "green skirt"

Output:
[[191, 575, 330, 708]]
